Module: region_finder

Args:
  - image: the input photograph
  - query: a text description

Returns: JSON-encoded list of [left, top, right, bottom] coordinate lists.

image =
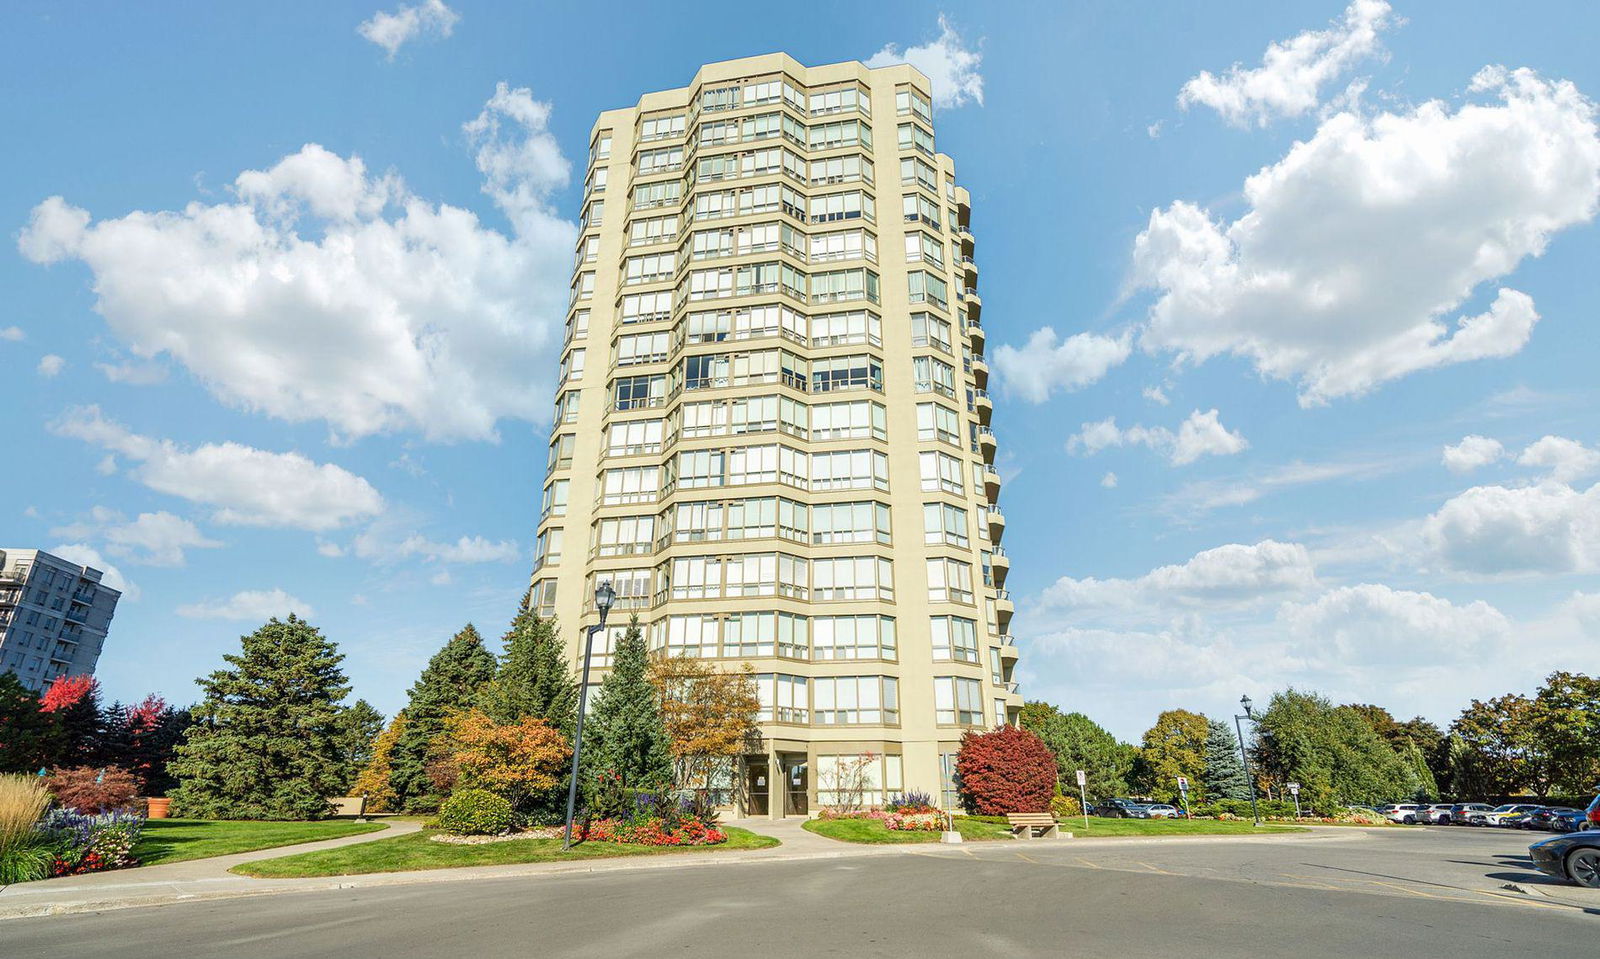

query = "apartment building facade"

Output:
[[0, 549, 121, 693], [530, 54, 1019, 816]]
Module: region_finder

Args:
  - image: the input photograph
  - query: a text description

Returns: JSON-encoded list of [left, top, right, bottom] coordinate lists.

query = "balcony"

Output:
[[991, 546, 1010, 581], [966, 318, 985, 350], [973, 388, 992, 424], [1000, 640, 1020, 663], [983, 463, 1001, 499], [976, 424, 997, 458], [971, 353, 989, 387]]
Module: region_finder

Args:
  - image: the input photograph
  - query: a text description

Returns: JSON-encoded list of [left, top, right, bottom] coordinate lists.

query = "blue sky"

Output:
[[3, 1, 1597, 740]]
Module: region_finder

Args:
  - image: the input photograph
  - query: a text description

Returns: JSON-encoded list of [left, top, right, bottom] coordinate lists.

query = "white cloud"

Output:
[[19, 84, 574, 443], [1137, 67, 1600, 405], [1517, 435, 1600, 484], [1039, 540, 1318, 611], [992, 328, 1130, 403], [357, 0, 458, 59], [1280, 583, 1510, 668], [176, 588, 315, 621], [47, 543, 137, 600], [0, 326, 23, 341], [54, 509, 222, 567], [866, 14, 984, 110], [51, 406, 383, 531], [1100, 471, 1118, 489], [1158, 455, 1404, 517], [1423, 480, 1600, 575], [94, 359, 167, 385], [352, 525, 519, 566], [37, 354, 65, 377], [1442, 435, 1505, 473], [1142, 385, 1170, 406], [315, 541, 345, 558], [1068, 409, 1247, 466], [1178, 0, 1397, 127]]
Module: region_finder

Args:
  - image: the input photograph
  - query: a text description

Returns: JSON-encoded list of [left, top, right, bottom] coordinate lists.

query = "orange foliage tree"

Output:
[[648, 657, 759, 798], [437, 708, 569, 810]]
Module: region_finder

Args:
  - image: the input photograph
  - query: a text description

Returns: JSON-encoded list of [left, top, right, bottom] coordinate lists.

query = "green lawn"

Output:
[[133, 819, 389, 867], [805, 815, 1307, 844], [231, 826, 779, 878]]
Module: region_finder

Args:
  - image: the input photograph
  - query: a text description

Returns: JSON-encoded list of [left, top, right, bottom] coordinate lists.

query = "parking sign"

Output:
[[1177, 776, 1189, 791], [1288, 782, 1300, 796], [1075, 769, 1086, 787]]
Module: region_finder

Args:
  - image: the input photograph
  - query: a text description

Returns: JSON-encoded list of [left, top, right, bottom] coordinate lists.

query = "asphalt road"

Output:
[[7, 826, 1594, 958]]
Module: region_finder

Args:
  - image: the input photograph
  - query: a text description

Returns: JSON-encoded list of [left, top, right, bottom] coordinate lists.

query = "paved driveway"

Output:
[[4, 825, 1593, 958]]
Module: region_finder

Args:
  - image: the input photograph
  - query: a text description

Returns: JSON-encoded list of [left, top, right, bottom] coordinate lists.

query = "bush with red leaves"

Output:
[[46, 765, 142, 814], [953, 725, 1057, 815]]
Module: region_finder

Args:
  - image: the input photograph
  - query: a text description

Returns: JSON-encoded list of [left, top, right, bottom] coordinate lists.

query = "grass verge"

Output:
[[804, 816, 1308, 843], [134, 819, 389, 867], [231, 826, 779, 878]]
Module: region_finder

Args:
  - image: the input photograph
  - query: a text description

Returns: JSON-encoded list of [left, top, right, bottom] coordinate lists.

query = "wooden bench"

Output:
[[1007, 812, 1060, 840]]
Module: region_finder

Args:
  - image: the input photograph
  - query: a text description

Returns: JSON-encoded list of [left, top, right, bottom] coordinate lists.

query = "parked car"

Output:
[[1140, 804, 1179, 819], [1525, 807, 1580, 831], [1092, 798, 1144, 818], [1449, 803, 1496, 825], [1419, 804, 1455, 824], [1380, 804, 1422, 824], [1483, 803, 1542, 826], [1587, 792, 1600, 828], [1529, 831, 1600, 888], [1551, 809, 1591, 833]]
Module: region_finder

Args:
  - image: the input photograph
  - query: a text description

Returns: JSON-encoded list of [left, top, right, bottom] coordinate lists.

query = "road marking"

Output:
[[1136, 861, 1180, 876], [1074, 858, 1103, 870]]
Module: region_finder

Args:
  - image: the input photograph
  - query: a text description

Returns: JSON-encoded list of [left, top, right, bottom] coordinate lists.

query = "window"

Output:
[[553, 390, 580, 424], [755, 673, 809, 722], [581, 198, 604, 229], [559, 348, 586, 383], [811, 268, 879, 305], [809, 228, 876, 264], [808, 119, 872, 151], [897, 122, 935, 156], [935, 677, 984, 725], [613, 374, 666, 410], [624, 252, 675, 285], [637, 145, 683, 175], [904, 232, 944, 266], [810, 353, 882, 393], [808, 190, 875, 224], [547, 433, 574, 472], [808, 86, 870, 116], [812, 556, 893, 601], [818, 753, 904, 807], [615, 331, 669, 365], [640, 114, 685, 141], [810, 399, 886, 441], [926, 558, 975, 604], [907, 271, 949, 310], [731, 613, 807, 660], [810, 449, 889, 491], [919, 451, 965, 494], [620, 291, 672, 325], [809, 154, 873, 185], [989, 647, 1004, 685], [541, 478, 568, 518], [900, 156, 938, 192], [930, 616, 980, 663], [721, 552, 807, 598], [916, 403, 961, 445], [901, 194, 941, 229], [585, 167, 607, 194], [533, 527, 562, 569], [896, 87, 933, 124], [913, 355, 956, 397], [813, 678, 899, 725], [605, 418, 664, 456], [911, 312, 952, 352], [632, 180, 681, 211], [601, 466, 659, 505], [810, 310, 881, 347], [811, 501, 891, 545], [594, 515, 655, 557], [590, 132, 612, 164], [570, 271, 595, 304], [659, 614, 719, 657], [671, 449, 725, 489], [629, 214, 678, 246], [812, 615, 896, 661], [575, 235, 599, 266], [923, 502, 969, 547]]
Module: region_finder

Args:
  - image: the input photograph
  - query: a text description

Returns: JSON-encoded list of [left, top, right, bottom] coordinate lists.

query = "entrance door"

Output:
[[785, 758, 808, 816], [747, 761, 769, 816]]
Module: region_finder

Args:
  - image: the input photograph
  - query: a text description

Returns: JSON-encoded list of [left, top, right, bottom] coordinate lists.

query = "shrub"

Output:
[[438, 709, 569, 812], [37, 808, 144, 876], [886, 789, 937, 813], [954, 725, 1057, 815], [1051, 794, 1082, 819], [436, 788, 514, 836], [0, 774, 53, 884], [45, 765, 141, 814]]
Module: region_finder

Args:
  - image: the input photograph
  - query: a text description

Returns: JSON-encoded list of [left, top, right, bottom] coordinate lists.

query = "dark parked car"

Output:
[[1525, 807, 1580, 831], [1551, 809, 1592, 833], [1529, 831, 1600, 888], [1092, 798, 1144, 818]]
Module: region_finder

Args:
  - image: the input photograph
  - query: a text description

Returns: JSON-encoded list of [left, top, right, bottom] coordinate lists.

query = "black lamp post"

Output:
[[1234, 694, 1262, 827], [562, 580, 615, 850]]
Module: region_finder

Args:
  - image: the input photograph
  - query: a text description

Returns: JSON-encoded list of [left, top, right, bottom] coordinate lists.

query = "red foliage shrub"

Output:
[[953, 725, 1057, 815], [39, 675, 97, 713], [46, 765, 142, 814]]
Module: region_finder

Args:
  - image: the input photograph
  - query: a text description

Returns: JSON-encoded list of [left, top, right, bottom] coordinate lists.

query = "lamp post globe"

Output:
[[1239, 694, 1253, 717]]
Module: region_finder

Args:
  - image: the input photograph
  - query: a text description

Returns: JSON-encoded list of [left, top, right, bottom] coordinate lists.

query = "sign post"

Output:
[[1288, 782, 1301, 819], [1075, 769, 1089, 829], [1176, 776, 1190, 819]]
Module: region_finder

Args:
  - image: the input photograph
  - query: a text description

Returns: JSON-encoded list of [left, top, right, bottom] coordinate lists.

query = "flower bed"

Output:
[[883, 812, 943, 831], [580, 817, 727, 846], [39, 809, 145, 876]]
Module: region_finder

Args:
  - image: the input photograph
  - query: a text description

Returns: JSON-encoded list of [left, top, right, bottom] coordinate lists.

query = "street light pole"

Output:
[[1234, 694, 1262, 827], [563, 581, 615, 851]]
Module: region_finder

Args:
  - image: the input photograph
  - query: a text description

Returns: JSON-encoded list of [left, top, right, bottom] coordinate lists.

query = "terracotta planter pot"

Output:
[[145, 797, 172, 819]]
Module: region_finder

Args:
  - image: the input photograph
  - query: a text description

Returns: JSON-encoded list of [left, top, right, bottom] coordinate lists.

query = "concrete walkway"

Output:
[[0, 817, 1348, 921]]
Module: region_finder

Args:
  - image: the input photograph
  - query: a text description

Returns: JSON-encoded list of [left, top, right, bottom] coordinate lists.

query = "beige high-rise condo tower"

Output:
[[531, 54, 1019, 818]]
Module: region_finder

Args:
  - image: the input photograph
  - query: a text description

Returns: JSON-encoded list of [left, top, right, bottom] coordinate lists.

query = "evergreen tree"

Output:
[[391, 624, 497, 809], [0, 671, 57, 773], [1017, 701, 1136, 798], [333, 699, 386, 791], [167, 615, 351, 820], [1202, 718, 1251, 801], [98, 695, 192, 794], [476, 598, 577, 735], [586, 618, 672, 791]]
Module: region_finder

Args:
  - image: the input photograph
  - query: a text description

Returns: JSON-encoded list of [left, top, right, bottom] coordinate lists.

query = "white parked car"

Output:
[[1380, 804, 1422, 824], [1484, 803, 1542, 826], [1144, 804, 1179, 819], [1420, 804, 1454, 824]]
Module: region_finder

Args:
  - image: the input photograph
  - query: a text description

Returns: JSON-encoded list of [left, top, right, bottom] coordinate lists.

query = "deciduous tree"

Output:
[[650, 657, 759, 798], [954, 725, 1056, 815], [439, 708, 569, 811], [353, 714, 406, 813], [1133, 709, 1209, 802]]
